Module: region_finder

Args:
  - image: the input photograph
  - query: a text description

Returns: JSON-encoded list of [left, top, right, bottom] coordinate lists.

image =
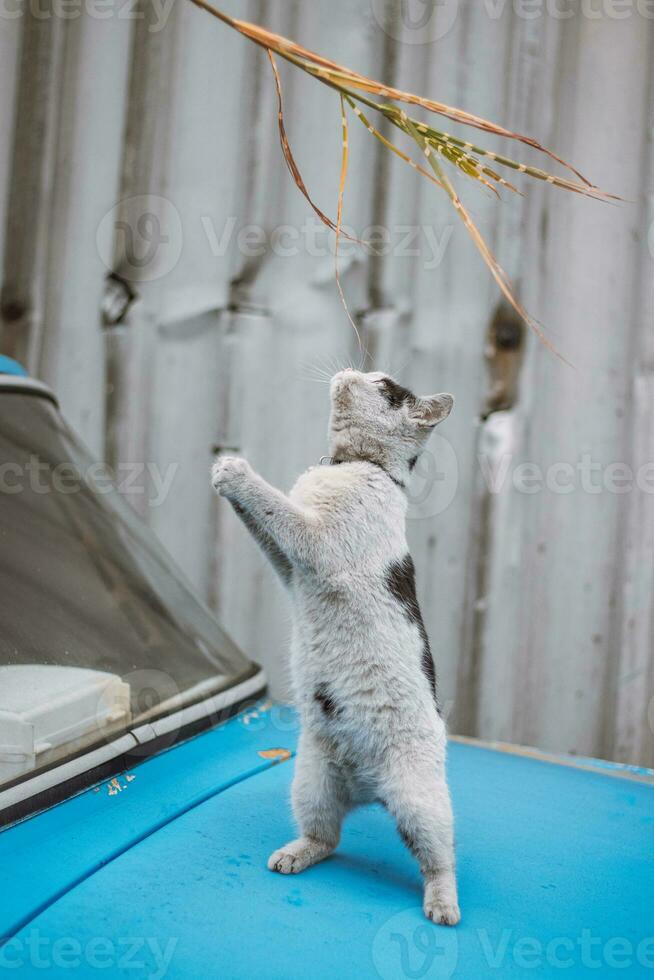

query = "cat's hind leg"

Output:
[[268, 730, 350, 875], [381, 755, 460, 926]]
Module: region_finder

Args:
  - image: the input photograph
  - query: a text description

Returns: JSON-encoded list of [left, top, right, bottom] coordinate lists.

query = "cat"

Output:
[[211, 368, 459, 925]]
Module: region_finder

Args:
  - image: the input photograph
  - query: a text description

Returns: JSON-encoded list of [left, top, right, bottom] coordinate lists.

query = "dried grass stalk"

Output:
[[188, 0, 617, 355]]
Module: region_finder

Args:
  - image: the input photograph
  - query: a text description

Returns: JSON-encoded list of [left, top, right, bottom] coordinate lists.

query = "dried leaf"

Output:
[[188, 0, 615, 355]]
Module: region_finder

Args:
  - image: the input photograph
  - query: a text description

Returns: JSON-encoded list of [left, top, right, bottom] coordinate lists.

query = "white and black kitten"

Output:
[[211, 369, 459, 925]]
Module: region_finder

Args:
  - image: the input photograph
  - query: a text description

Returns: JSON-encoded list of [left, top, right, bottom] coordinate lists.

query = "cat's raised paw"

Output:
[[211, 456, 252, 496], [424, 901, 461, 927]]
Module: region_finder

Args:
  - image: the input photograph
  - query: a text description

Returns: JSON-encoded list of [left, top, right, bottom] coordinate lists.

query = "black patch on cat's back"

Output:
[[314, 684, 339, 718], [386, 555, 440, 711], [420, 645, 438, 709], [386, 555, 424, 635]]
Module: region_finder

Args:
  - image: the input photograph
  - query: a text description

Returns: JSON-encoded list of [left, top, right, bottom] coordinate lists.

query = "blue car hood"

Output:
[[1, 703, 653, 979]]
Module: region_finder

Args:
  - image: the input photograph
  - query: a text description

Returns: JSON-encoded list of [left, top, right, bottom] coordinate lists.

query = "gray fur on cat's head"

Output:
[[328, 370, 453, 484]]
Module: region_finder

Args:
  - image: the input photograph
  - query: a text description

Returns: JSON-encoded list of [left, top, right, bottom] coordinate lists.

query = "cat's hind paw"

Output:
[[267, 837, 334, 875], [423, 871, 460, 926], [423, 900, 461, 926]]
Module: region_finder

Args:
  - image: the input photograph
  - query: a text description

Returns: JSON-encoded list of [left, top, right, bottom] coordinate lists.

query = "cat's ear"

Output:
[[413, 393, 454, 428]]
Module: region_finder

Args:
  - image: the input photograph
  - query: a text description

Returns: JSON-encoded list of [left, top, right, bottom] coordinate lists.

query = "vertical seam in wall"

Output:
[[601, 23, 654, 763], [366, 6, 398, 314], [455, 2, 533, 739]]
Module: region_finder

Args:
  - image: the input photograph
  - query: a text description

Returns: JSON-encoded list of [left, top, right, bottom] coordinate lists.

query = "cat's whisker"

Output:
[[357, 347, 372, 372], [312, 353, 343, 379], [388, 352, 413, 380], [307, 354, 329, 371], [330, 356, 348, 375], [300, 355, 330, 371], [300, 360, 335, 383]]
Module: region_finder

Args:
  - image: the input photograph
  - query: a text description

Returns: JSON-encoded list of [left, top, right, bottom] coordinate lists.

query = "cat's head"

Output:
[[328, 369, 453, 484]]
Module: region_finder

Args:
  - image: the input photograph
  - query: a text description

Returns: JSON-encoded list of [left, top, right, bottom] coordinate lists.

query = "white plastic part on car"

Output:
[[0, 667, 266, 819], [0, 665, 131, 782]]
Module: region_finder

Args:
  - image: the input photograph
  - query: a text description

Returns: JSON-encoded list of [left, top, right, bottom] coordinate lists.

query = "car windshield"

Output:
[[0, 387, 255, 797]]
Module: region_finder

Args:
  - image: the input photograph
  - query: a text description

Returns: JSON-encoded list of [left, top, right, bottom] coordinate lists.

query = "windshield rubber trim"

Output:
[[0, 663, 262, 796], [0, 667, 267, 829], [0, 377, 58, 405]]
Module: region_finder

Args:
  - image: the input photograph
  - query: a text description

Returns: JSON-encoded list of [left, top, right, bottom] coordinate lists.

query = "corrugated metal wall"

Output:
[[1, 0, 653, 766]]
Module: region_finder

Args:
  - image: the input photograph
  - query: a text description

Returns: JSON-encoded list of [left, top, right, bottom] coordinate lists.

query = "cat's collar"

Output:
[[319, 455, 406, 490]]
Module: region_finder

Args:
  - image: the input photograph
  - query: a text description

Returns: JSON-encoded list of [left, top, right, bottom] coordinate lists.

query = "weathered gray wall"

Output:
[[1, 0, 653, 766]]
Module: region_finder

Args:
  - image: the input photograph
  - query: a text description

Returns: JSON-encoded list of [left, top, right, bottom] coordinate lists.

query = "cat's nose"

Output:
[[331, 369, 355, 395]]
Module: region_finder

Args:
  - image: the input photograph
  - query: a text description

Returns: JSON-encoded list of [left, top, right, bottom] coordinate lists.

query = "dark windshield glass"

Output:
[[0, 390, 253, 790]]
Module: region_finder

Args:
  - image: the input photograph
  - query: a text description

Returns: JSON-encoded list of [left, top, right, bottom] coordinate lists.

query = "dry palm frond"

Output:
[[343, 96, 446, 192], [267, 50, 350, 240], [187, 0, 617, 354], [400, 111, 567, 363], [334, 91, 363, 347]]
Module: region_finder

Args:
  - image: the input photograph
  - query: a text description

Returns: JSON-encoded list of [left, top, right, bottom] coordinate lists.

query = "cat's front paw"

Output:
[[211, 456, 253, 496]]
